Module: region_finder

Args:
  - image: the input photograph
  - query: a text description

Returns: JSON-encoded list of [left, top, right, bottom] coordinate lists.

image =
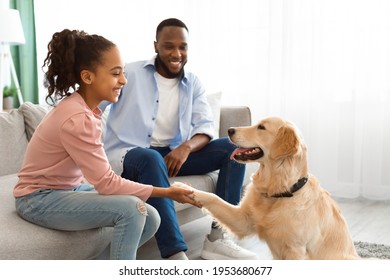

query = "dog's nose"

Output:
[[228, 128, 235, 137]]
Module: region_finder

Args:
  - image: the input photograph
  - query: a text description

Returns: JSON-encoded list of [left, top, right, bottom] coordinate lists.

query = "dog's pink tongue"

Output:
[[230, 148, 250, 160]]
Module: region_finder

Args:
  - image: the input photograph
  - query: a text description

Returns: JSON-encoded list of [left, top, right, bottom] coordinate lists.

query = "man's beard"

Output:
[[155, 54, 186, 79]]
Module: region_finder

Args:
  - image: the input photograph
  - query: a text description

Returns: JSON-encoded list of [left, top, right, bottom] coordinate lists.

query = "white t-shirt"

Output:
[[151, 73, 180, 147]]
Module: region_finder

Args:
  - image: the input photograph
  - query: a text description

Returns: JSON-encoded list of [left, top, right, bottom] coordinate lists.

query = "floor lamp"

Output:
[[0, 9, 25, 111]]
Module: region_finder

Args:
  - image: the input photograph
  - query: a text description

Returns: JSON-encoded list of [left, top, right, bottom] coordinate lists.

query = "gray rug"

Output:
[[355, 241, 390, 259]]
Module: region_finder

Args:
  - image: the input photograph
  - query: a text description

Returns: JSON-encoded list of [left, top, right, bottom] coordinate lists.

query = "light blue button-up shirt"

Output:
[[100, 56, 215, 175]]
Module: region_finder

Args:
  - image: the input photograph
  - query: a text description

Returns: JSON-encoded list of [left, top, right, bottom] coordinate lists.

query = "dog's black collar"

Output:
[[270, 176, 309, 198]]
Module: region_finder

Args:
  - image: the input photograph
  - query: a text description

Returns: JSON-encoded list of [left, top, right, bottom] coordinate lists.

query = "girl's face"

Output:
[[86, 46, 127, 106]]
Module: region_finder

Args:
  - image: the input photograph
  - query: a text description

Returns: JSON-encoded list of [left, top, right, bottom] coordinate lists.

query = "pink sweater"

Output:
[[14, 93, 153, 201]]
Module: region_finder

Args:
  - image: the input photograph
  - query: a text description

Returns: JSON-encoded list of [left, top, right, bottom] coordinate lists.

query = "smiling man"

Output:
[[100, 18, 257, 260]]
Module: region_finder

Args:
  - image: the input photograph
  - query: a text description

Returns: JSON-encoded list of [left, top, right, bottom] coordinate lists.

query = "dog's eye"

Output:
[[258, 124, 266, 130]]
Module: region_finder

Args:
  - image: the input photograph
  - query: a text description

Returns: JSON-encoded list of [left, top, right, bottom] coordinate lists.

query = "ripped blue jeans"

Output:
[[15, 184, 160, 260]]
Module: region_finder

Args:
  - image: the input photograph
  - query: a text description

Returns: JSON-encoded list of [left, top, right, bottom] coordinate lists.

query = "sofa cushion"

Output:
[[0, 173, 113, 259], [206, 92, 222, 139], [219, 106, 252, 137], [0, 110, 28, 176], [20, 102, 50, 141]]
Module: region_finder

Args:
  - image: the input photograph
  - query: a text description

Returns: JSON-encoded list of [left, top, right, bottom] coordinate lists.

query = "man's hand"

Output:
[[164, 134, 211, 177], [164, 145, 191, 177]]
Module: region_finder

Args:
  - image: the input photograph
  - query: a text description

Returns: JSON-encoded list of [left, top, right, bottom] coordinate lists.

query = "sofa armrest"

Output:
[[219, 106, 251, 137]]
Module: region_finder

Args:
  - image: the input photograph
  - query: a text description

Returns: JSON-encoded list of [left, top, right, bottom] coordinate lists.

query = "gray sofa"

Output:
[[0, 102, 252, 259]]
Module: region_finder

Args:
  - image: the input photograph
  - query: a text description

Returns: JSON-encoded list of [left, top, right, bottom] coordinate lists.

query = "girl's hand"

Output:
[[167, 182, 202, 208]]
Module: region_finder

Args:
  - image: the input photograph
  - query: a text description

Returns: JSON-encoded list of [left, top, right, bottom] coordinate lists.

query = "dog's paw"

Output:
[[191, 189, 218, 206], [171, 182, 218, 206]]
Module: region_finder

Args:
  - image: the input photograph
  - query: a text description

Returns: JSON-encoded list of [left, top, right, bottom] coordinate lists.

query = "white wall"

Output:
[[24, 0, 390, 198], [0, 0, 8, 9], [34, 0, 267, 120]]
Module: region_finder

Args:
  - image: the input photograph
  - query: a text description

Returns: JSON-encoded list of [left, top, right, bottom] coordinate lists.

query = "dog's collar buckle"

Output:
[[270, 176, 309, 198]]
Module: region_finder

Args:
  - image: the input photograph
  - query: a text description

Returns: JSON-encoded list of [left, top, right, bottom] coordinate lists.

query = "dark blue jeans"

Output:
[[121, 137, 245, 258]]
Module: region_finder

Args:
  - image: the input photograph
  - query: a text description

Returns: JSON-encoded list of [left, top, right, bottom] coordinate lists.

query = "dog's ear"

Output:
[[269, 125, 299, 160]]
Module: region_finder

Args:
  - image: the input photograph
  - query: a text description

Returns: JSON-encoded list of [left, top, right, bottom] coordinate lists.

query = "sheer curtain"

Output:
[[10, 0, 39, 104], [262, 0, 390, 199], [33, 0, 390, 199]]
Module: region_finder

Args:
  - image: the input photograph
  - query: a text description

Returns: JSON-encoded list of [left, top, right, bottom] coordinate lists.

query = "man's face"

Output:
[[154, 26, 188, 78]]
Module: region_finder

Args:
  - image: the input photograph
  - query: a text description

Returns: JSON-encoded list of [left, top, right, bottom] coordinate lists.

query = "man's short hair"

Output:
[[156, 18, 189, 40]]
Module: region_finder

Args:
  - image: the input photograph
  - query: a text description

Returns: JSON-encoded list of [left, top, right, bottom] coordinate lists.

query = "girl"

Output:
[[13, 29, 198, 260]]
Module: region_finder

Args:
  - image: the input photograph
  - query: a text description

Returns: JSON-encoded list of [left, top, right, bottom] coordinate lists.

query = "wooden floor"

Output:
[[137, 197, 390, 260]]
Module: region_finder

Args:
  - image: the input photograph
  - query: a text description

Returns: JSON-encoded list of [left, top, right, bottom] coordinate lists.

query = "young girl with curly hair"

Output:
[[13, 29, 198, 260]]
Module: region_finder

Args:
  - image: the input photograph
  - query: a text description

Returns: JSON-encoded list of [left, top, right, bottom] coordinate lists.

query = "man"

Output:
[[101, 18, 258, 260]]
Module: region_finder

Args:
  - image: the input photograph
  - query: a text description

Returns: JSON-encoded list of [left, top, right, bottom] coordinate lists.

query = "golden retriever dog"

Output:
[[187, 117, 359, 260]]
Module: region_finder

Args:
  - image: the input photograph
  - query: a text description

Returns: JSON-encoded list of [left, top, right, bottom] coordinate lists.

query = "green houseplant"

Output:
[[2, 86, 17, 110]]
